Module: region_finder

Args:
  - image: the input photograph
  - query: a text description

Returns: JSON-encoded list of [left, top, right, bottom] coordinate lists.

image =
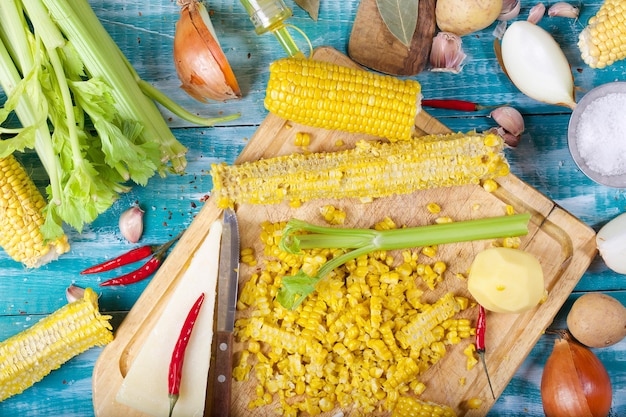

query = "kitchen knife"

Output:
[[211, 208, 240, 417]]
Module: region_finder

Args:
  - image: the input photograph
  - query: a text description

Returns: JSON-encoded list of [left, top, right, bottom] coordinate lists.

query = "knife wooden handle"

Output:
[[211, 330, 233, 417]]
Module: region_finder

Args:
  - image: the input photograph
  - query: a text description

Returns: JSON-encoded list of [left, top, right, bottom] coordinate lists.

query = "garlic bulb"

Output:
[[490, 106, 524, 136], [430, 32, 467, 74], [499, 21, 576, 109]]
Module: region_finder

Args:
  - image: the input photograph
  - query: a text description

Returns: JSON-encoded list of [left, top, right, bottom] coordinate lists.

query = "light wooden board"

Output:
[[92, 47, 597, 416]]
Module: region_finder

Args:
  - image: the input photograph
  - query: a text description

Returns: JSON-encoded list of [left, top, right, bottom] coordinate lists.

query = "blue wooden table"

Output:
[[1, 0, 625, 416]]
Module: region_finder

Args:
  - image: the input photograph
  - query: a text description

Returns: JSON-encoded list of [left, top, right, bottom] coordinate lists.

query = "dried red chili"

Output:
[[476, 304, 496, 399], [168, 292, 206, 417], [422, 99, 495, 112]]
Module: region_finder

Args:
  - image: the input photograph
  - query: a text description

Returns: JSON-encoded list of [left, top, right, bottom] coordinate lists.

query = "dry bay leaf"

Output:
[[375, 0, 419, 47]]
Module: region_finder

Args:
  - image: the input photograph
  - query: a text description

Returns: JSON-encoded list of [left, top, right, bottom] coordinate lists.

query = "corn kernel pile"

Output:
[[234, 216, 474, 416]]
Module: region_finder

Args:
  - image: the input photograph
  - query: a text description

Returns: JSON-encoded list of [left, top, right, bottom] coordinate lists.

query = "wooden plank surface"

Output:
[[91, 47, 596, 416], [1, 0, 626, 416]]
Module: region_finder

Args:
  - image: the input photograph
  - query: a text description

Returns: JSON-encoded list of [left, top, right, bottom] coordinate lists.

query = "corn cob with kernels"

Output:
[[578, 0, 626, 68], [265, 57, 422, 141], [0, 154, 70, 267], [211, 132, 509, 208], [0, 287, 113, 401]]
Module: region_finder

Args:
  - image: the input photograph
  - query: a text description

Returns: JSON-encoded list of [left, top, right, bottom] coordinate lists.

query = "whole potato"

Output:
[[436, 0, 503, 36], [567, 293, 626, 348]]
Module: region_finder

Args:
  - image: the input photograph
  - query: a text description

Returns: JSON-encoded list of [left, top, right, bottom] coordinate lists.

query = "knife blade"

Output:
[[211, 208, 240, 417]]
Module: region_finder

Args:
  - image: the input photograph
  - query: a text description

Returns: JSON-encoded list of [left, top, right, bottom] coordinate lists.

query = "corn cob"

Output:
[[578, 0, 626, 68], [0, 287, 113, 401], [392, 396, 457, 417], [211, 132, 509, 209], [0, 155, 70, 267], [265, 57, 422, 142], [396, 292, 463, 350]]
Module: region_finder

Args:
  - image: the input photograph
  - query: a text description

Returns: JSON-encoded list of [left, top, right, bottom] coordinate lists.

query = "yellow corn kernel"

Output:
[[294, 131, 311, 147], [210, 132, 509, 208], [482, 179, 498, 193], [426, 202, 441, 214], [0, 288, 112, 401], [505, 204, 515, 216], [467, 397, 483, 409], [0, 155, 70, 267], [435, 216, 454, 224], [320, 205, 346, 225], [579, 0, 626, 68], [265, 57, 422, 142], [391, 396, 457, 417], [375, 216, 397, 231], [241, 247, 257, 266], [421, 245, 437, 258]]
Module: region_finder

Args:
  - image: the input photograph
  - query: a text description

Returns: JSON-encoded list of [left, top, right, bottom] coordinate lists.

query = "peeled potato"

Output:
[[467, 247, 545, 314], [435, 0, 503, 36], [567, 293, 626, 348]]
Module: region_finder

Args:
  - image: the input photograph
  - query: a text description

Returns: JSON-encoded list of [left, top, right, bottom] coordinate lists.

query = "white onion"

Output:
[[500, 21, 576, 109], [597, 212, 626, 274]]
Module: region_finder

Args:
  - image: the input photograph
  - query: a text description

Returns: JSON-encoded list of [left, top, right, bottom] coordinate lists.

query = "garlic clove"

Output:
[[489, 126, 521, 148], [429, 32, 467, 74], [548, 2, 580, 18], [66, 285, 85, 303], [490, 106, 525, 136], [119, 205, 145, 243], [527, 2, 546, 24], [174, 0, 241, 102], [498, 0, 521, 21]]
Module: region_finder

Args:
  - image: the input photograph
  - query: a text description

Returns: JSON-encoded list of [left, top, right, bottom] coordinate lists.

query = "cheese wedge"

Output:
[[116, 220, 222, 416]]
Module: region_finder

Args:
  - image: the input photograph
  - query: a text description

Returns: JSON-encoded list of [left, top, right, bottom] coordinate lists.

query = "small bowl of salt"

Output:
[[568, 81, 626, 187]]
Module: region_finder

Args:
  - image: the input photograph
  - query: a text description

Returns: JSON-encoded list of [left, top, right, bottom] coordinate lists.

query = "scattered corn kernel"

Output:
[[241, 247, 257, 266], [294, 131, 311, 147], [320, 205, 347, 225], [435, 216, 454, 224], [482, 179, 498, 192], [426, 202, 441, 214], [467, 397, 483, 409]]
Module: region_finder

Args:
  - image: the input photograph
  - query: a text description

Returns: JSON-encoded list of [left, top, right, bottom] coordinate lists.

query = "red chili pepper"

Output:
[[80, 245, 155, 274], [82, 231, 183, 275], [422, 99, 496, 112], [97, 232, 183, 287], [476, 304, 496, 399], [168, 293, 205, 417]]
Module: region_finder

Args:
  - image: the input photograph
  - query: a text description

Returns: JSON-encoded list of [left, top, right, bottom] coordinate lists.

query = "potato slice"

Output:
[[467, 247, 545, 314]]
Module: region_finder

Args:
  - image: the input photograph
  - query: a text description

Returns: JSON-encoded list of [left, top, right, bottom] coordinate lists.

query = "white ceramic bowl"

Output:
[[568, 82, 626, 188]]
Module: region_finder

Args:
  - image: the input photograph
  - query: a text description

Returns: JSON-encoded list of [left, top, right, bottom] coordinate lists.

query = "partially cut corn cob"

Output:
[[265, 57, 422, 142], [211, 132, 509, 208], [578, 0, 626, 68], [0, 287, 113, 401], [392, 396, 457, 417], [0, 155, 70, 267]]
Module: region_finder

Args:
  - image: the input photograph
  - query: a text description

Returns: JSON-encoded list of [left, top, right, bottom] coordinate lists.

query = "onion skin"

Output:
[[541, 331, 612, 417], [174, 0, 241, 102]]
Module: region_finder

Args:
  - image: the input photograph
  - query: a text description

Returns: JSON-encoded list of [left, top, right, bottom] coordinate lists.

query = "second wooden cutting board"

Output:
[[348, 0, 436, 75]]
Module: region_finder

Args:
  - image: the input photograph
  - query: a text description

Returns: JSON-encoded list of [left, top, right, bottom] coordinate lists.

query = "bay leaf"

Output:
[[294, 0, 320, 21], [375, 0, 419, 47]]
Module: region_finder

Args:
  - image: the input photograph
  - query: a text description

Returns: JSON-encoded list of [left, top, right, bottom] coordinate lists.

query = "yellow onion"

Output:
[[541, 330, 613, 417], [174, 0, 241, 102]]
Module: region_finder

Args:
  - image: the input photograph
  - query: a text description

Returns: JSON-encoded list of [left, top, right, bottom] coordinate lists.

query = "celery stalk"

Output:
[[277, 213, 531, 309]]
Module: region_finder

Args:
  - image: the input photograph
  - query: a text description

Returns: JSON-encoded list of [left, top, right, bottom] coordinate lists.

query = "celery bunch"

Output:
[[277, 214, 531, 309], [0, 0, 238, 237]]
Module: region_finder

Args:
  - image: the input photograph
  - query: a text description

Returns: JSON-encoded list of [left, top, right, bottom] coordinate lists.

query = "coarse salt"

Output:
[[576, 92, 626, 176]]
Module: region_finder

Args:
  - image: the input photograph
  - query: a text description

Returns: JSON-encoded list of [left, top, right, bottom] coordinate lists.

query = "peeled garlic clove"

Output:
[[429, 32, 467, 74], [119, 205, 144, 243], [548, 2, 580, 18], [174, 0, 241, 102], [527, 2, 546, 24], [490, 106, 525, 136], [487, 126, 521, 148], [500, 21, 576, 109], [499, 0, 521, 21]]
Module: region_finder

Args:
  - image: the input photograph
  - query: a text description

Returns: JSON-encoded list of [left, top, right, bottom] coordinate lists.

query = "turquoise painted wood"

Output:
[[0, 0, 625, 415]]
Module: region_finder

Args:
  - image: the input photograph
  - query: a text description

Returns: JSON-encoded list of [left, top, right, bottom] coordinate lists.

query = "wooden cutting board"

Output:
[[348, 0, 436, 75], [92, 46, 596, 416]]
